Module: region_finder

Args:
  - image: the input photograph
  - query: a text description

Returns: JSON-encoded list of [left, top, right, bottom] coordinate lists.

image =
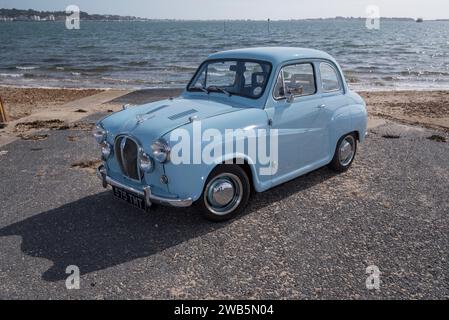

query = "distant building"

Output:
[[0, 8, 149, 22]]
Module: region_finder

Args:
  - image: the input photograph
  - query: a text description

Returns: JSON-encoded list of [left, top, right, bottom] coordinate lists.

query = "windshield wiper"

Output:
[[207, 86, 232, 97], [191, 86, 209, 94]]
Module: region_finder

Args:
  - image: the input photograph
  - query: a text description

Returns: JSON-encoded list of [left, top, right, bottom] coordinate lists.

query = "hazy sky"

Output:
[[0, 0, 446, 20]]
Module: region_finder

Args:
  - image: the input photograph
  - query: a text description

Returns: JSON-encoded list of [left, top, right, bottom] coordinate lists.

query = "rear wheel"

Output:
[[328, 133, 357, 172], [198, 165, 251, 222]]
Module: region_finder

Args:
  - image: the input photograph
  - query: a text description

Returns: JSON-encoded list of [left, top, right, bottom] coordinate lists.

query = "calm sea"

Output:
[[1, 20, 449, 90]]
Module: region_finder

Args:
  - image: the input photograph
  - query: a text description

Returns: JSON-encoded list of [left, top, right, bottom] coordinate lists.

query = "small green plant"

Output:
[[427, 135, 447, 143]]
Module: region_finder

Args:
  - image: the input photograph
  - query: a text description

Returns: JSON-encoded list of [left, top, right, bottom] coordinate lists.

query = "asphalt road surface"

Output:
[[0, 115, 448, 299]]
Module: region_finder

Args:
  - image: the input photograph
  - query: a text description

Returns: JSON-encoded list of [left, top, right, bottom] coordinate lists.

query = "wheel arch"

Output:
[[219, 159, 255, 193], [216, 154, 258, 190], [333, 130, 359, 152]]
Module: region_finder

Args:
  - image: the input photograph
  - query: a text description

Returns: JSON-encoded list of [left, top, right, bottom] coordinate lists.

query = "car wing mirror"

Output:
[[285, 86, 304, 103]]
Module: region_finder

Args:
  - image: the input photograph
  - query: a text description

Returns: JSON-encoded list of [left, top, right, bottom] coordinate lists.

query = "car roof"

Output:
[[207, 47, 336, 65]]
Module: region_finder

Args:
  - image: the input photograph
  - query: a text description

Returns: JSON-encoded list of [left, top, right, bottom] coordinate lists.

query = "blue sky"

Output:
[[0, 0, 446, 20]]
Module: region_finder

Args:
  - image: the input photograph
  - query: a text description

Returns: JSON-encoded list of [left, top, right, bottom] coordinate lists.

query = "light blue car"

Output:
[[95, 47, 367, 221]]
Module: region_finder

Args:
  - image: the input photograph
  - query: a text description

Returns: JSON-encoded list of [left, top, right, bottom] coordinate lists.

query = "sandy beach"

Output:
[[359, 91, 449, 132], [1, 87, 448, 134], [0, 87, 103, 121], [0, 86, 448, 147]]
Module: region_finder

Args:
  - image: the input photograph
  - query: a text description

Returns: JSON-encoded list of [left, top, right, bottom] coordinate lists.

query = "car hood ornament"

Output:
[[136, 113, 156, 125]]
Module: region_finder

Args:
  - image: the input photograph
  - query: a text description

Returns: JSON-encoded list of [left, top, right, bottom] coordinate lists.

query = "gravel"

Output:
[[0, 118, 448, 299]]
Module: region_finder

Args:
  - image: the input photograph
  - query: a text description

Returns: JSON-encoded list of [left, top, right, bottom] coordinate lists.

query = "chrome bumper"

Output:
[[96, 165, 193, 208]]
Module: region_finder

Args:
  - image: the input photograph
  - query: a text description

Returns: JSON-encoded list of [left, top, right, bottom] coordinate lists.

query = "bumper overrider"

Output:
[[96, 165, 193, 208]]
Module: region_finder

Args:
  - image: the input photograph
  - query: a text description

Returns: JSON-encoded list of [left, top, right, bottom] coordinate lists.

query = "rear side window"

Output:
[[273, 63, 316, 99], [320, 62, 341, 92]]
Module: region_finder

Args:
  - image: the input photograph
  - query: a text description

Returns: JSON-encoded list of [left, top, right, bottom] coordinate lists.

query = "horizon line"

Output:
[[0, 8, 448, 21]]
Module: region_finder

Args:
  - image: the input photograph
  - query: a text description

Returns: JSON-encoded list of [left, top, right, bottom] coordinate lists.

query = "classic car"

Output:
[[95, 47, 367, 221]]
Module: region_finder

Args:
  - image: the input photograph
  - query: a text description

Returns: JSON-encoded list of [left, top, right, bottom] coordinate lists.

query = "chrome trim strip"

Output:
[[168, 109, 198, 120], [145, 104, 169, 115], [119, 137, 128, 176], [97, 165, 193, 208]]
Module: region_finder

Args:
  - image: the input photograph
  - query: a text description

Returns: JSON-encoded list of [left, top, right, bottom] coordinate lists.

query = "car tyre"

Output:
[[328, 133, 357, 172], [198, 165, 251, 222]]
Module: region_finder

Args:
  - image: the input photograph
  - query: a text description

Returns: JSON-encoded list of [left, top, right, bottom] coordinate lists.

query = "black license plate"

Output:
[[112, 186, 146, 211]]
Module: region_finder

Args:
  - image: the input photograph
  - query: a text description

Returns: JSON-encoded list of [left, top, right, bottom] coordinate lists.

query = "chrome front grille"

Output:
[[114, 136, 141, 181]]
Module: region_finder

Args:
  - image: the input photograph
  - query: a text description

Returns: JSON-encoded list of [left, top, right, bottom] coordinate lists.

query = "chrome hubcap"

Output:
[[339, 136, 355, 166], [208, 179, 234, 207], [205, 173, 243, 216]]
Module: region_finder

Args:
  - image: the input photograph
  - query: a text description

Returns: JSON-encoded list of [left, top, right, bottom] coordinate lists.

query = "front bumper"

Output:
[[96, 165, 193, 208]]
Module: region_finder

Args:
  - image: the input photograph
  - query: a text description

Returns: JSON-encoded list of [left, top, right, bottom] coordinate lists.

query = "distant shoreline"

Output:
[[0, 8, 148, 22], [2, 17, 449, 22], [1, 8, 448, 22]]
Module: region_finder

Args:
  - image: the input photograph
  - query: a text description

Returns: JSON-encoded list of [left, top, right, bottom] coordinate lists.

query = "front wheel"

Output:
[[198, 165, 251, 222], [328, 133, 357, 172]]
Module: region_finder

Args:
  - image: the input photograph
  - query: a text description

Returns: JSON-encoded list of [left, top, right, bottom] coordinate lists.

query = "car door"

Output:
[[318, 61, 349, 155], [265, 62, 329, 181]]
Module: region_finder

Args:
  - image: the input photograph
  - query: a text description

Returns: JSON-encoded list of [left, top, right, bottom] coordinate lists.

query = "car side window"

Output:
[[320, 62, 341, 92], [273, 63, 316, 99]]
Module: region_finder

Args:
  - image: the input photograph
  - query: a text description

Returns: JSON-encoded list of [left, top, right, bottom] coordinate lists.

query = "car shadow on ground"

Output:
[[0, 166, 337, 282]]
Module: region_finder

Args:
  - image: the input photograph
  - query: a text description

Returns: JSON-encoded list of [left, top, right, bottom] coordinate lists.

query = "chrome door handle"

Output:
[[316, 104, 326, 109]]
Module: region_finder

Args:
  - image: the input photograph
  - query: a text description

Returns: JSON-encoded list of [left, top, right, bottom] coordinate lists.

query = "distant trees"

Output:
[[0, 8, 145, 21]]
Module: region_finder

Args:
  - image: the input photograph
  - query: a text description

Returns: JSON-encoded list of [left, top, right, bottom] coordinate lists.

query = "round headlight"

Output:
[[101, 142, 112, 159], [139, 151, 154, 172], [151, 139, 170, 163], [93, 125, 107, 144]]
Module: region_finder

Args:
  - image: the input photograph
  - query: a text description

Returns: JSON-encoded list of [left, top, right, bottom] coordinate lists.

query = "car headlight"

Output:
[[101, 142, 112, 159], [93, 125, 107, 144], [139, 150, 154, 172], [151, 139, 170, 163]]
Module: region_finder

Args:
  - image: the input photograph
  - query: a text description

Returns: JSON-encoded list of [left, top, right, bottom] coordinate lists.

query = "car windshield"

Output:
[[188, 59, 272, 99]]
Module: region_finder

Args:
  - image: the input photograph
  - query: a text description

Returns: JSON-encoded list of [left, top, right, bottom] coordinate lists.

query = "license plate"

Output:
[[112, 186, 146, 211]]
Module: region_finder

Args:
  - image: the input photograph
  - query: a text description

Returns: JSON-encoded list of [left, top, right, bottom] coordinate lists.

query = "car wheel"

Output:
[[198, 165, 251, 222], [328, 133, 357, 172]]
